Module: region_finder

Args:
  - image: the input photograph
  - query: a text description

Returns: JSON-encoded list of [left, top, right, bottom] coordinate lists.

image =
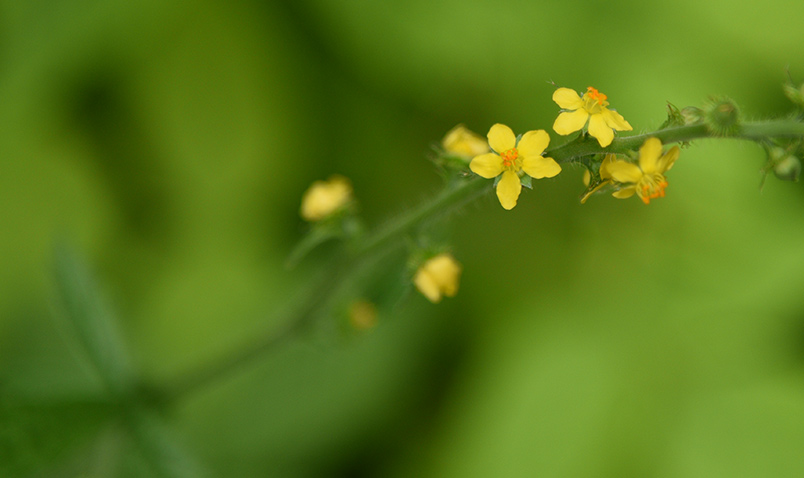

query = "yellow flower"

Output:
[[605, 138, 680, 204], [552, 87, 633, 147], [441, 124, 490, 159], [469, 124, 561, 210], [300, 175, 353, 221], [413, 253, 462, 303]]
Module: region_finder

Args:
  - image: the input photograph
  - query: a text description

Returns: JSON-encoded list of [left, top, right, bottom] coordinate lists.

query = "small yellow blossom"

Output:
[[441, 124, 490, 159], [552, 87, 633, 147], [469, 124, 561, 210], [413, 253, 461, 303], [349, 300, 378, 330], [606, 138, 680, 204], [300, 175, 352, 221]]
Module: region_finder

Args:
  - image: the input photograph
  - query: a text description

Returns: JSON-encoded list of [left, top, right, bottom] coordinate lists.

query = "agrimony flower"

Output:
[[413, 253, 462, 303], [552, 86, 632, 147], [470, 123, 561, 210], [606, 138, 680, 204], [300, 175, 353, 221], [441, 124, 489, 159]]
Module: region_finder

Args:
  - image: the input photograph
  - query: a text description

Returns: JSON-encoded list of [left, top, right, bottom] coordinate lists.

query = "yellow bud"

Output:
[[349, 300, 378, 330], [300, 175, 353, 221], [441, 124, 489, 160], [413, 253, 462, 303]]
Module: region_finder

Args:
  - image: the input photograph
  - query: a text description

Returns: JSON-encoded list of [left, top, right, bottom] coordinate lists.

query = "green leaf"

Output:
[[52, 242, 134, 398], [0, 392, 117, 477], [123, 407, 206, 478]]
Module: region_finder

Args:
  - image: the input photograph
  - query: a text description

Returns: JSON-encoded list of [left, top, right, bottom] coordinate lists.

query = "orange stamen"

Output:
[[639, 177, 669, 204], [586, 86, 608, 103], [501, 148, 519, 168]]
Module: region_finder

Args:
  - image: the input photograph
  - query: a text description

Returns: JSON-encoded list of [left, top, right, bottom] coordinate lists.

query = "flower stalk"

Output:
[[161, 112, 804, 403]]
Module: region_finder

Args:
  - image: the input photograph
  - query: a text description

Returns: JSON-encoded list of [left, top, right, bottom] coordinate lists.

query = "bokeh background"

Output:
[[3, 0, 804, 476]]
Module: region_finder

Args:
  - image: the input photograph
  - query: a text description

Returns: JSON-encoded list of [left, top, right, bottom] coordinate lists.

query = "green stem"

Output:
[[162, 177, 490, 403], [162, 118, 803, 403], [548, 119, 804, 162]]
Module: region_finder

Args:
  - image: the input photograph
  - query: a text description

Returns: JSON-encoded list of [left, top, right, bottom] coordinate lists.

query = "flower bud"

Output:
[[783, 83, 804, 109], [300, 175, 353, 221], [349, 300, 378, 330], [680, 106, 703, 125], [441, 124, 489, 160], [773, 154, 801, 182], [413, 253, 462, 303], [704, 97, 741, 136]]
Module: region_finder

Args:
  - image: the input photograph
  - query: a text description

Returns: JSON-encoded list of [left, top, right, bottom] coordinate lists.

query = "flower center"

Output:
[[586, 86, 607, 103], [501, 148, 520, 170], [583, 86, 608, 114], [637, 173, 668, 204]]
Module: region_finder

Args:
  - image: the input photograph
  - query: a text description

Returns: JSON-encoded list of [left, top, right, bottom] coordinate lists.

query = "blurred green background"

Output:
[[3, 0, 804, 476]]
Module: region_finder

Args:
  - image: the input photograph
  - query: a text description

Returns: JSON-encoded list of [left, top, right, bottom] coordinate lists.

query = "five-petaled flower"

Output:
[[470, 124, 561, 210], [606, 137, 680, 204], [300, 175, 353, 221], [552, 87, 633, 147], [413, 253, 462, 303]]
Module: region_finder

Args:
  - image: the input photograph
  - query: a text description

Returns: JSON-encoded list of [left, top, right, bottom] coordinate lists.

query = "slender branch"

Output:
[[161, 118, 803, 403], [161, 177, 490, 402], [548, 119, 804, 162]]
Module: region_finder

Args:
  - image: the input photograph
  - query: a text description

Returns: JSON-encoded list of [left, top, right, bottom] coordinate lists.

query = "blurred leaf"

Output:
[[0, 391, 116, 477], [52, 242, 134, 398], [122, 408, 205, 478]]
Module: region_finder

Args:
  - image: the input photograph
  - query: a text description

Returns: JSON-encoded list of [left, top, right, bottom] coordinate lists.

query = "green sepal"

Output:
[[659, 102, 685, 129]]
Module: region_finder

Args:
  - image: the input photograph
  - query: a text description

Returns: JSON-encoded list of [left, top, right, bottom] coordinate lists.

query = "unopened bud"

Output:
[[704, 97, 741, 136], [783, 83, 804, 109], [680, 106, 703, 125], [773, 154, 801, 181]]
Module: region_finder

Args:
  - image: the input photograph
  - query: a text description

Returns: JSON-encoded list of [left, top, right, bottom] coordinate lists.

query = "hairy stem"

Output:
[[548, 119, 804, 162], [162, 118, 803, 403], [162, 177, 489, 402]]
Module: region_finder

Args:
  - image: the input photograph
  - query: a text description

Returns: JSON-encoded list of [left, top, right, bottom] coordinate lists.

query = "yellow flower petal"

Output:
[[601, 109, 632, 131], [413, 269, 442, 303], [612, 186, 636, 199], [583, 169, 591, 186], [553, 109, 589, 135], [487, 123, 516, 154], [517, 130, 550, 157], [425, 254, 461, 298], [522, 156, 561, 179], [606, 159, 643, 184], [588, 114, 614, 147], [580, 180, 609, 204], [599, 154, 615, 180], [657, 145, 680, 173], [496, 170, 522, 210], [552, 87, 584, 109], [638, 138, 663, 174], [470, 153, 504, 179], [442, 124, 489, 158]]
